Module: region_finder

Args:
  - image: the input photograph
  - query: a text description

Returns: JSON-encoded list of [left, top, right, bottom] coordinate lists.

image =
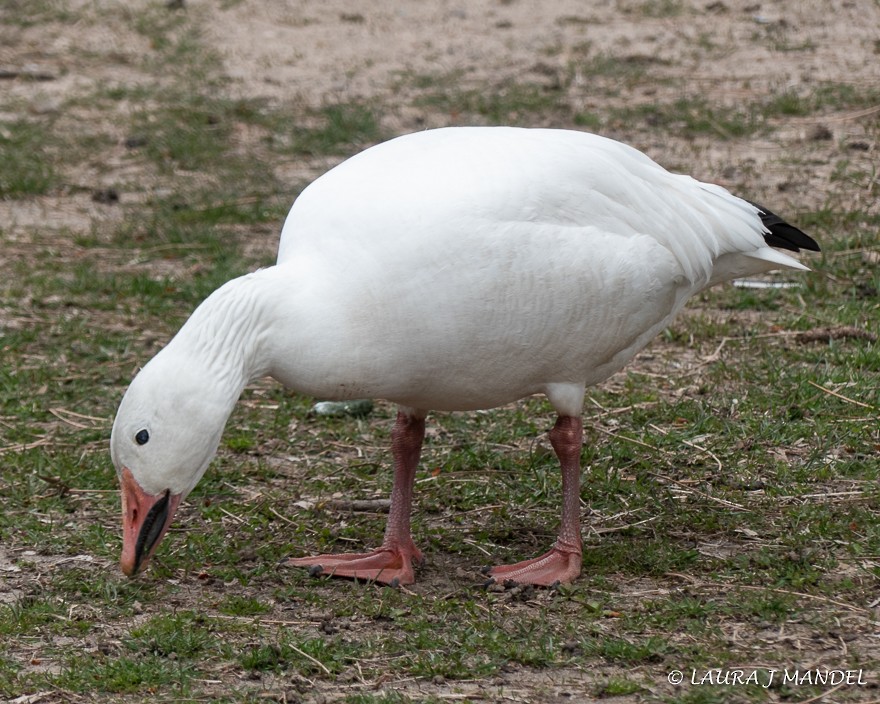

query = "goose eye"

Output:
[[135, 429, 150, 446]]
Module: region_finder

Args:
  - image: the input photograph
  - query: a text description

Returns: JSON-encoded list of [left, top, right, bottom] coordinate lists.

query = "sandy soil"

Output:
[[4, 0, 879, 235]]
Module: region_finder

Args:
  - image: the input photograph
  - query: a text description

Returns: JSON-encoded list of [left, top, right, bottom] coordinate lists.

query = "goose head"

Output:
[[110, 350, 234, 576]]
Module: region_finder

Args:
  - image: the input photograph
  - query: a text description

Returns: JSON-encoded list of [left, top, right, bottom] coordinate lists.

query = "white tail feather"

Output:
[[708, 247, 809, 287]]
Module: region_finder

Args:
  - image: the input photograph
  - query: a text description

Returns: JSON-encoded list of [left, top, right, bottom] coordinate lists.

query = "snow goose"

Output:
[[110, 127, 819, 586]]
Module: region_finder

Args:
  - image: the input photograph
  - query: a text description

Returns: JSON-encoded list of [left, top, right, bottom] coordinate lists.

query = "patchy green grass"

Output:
[[0, 119, 58, 196], [414, 78, 568, 125], [0, 2, 878, 703], [0, 0, 74, 26], [284, 103, 384, 155]]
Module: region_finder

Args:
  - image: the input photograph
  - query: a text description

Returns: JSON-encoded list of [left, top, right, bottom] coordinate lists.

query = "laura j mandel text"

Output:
[[666, 669, 868, 688]]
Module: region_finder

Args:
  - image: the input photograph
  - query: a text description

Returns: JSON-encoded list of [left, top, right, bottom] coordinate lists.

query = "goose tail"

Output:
[[706, 199, 819, 286], [747, 200, 821, 253]]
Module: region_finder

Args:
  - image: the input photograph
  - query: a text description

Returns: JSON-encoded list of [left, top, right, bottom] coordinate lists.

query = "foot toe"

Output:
[[284, 548, 419, 586], [486, 546, 582, 587]]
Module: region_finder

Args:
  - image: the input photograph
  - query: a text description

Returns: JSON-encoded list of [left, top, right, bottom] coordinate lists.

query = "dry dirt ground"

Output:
[[6, 0, 880, 201], [2, 1, 880, 703]]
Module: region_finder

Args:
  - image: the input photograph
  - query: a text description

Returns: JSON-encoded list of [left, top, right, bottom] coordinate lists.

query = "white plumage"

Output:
[[111, 127, 818, 586]]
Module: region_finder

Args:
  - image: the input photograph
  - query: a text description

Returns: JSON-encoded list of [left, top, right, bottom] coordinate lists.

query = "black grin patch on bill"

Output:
[[134, 489, 171, 573]]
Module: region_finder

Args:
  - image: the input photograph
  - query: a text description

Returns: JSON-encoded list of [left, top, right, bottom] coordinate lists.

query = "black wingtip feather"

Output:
[[746, 200, 821, 253]]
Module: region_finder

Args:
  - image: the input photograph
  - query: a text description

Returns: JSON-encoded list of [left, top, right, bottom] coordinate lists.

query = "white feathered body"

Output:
[[223, 127, 800, 414]]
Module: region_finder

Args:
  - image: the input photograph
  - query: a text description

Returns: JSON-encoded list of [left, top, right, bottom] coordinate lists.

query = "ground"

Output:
[[1, 1, 879, 703]]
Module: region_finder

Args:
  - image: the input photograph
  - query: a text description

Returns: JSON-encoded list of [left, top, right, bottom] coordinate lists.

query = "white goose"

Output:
[[110, 127, 818, 587]]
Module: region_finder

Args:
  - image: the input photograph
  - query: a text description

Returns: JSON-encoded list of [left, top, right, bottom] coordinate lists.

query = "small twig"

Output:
[[36, 475, 73, 498], [648, 423, 723, 473], [461, 538, 494, 557], [652, 473, 747, 511], [326, 498, 391, 513], [213, 614, 316, 627], [676, 577, 873, 616], [7, 691, 56, 704], [268, 506, 295, 525], [583, 401, 659, 422], [807, 381, 878, 411], [820, 103, 880, 123], [733, 584, 870, 615], [49, 408, 94, 429], [797, 326, 877, 344], [455, 503, 505, 515], [774, 490, 869, 502], [49, 408, 107, 422], [218, 507, 246, 524], [591, 515, 660, 535], [702, 336, 729, 366], [288, 643, 332, 675], [0, 437, 51, 455], [590, 424, 661, 452]]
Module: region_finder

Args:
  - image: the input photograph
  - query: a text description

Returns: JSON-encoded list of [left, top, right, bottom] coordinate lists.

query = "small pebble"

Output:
[[92, 188, 120, 204], [124, 135, 148, 149], [806, 124, 833, 141]]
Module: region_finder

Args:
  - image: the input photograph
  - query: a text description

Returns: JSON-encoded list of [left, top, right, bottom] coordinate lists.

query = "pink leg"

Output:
[[286, 411, 425, 586], [488, 415, 583, 586]]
